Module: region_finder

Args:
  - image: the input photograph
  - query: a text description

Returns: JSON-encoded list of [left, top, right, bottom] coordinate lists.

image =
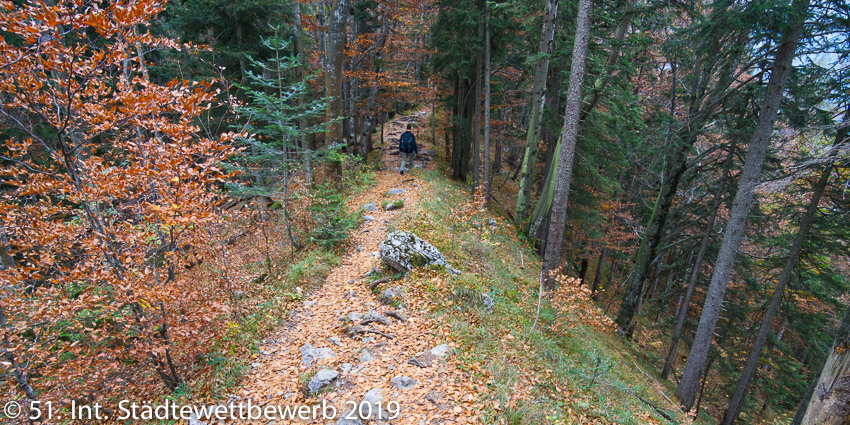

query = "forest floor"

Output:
[[219, 112, 488, 424], [204, 110, 693, 425]]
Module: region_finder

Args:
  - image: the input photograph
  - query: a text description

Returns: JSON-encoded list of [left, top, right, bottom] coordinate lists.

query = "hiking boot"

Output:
[[400, 170, 405, 175]]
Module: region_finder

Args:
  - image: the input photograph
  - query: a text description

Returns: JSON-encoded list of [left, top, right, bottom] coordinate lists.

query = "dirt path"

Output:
[[220, 113, 485, 425]]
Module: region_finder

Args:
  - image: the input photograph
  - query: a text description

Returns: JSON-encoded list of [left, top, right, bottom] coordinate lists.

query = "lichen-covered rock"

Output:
[[379, 231, 458, 274], [308, 369, 338, 394]]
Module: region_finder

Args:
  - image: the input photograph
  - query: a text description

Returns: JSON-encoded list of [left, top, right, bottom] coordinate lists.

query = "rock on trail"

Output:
[[379, 231, 459, 274], [225, 111, 485, 425]]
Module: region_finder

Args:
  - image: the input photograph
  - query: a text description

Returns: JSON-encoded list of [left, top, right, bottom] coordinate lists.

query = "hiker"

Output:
[[398, 123, 418, 175]]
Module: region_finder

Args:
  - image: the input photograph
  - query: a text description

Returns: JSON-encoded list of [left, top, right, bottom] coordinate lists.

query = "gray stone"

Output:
[[391, 376, 417, 390], [362, 310, 391, 325], [482, 294, 495, 313], [424, 149, 437, 157], [379, 231, 458, 274], [488, 218, 498, 227], [336, 416, 364, 425], [362, 203, 378, 212], [348, 312, 364, 322], [305, 300, 316, 307], [380, 286, 404, 305], [430, 344, 450, 357], [361, 388, 390, 420], [363, 214, 376, 222], [340, 363, 353, 374], [384, 202, 403, 211], [328, 337, 343, 346], [359, 349, 375, 363], [387, 188, 405, 195], [300, 344, 337, 365], [308, 369, 338, 394], [188, 412, 208, 425], [408, 352, 439, 368]]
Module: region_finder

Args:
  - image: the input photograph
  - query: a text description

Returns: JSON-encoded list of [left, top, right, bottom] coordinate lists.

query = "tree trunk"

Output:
[[615, 0, 747, 337], [578, 0, 635, 122], [324, 0, 349, 151], [526, 0, 633, 243], [675, 0, 807, 407], [796, 305, 850, 424], [483, 5, 492, 204], [591, 247, 607, 298], [293, 3, 315, 185], [472, 18, 483, 193], [357, 6, 389, 157], [514, 0, 559, 225], [722, 105, 846, 425], [661, 145, 734, 379], [0, 306, 35, 401], [540, 0, 593, 290], [615, 137, 692, 337], [578, 256, 590, 286]]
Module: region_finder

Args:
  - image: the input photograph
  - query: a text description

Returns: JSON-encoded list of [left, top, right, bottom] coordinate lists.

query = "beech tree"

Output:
[[0, 0, 239, 402]]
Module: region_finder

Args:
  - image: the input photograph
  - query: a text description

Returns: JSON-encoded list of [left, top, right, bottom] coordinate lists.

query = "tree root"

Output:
[[345, 325, 395, 340]]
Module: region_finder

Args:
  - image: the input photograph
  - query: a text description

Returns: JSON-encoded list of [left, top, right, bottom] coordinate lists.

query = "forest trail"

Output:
[[224, 112, 486, 425]]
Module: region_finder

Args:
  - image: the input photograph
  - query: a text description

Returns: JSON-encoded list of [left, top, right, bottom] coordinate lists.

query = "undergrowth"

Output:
[[402, 170, 690, 425], [177, 165, 374, 407]]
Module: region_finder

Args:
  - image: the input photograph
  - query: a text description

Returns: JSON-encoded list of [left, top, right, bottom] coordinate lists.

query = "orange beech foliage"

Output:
[[0, 0, 240, 403], [551, 274, 615, 336]]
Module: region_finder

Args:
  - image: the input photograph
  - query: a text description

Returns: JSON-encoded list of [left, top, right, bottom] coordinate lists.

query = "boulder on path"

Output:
[[308, 369, 338, 394], [387, 188, 405, 196], [362, 203, 378, 212], [379, 231, 458, 274], [301, 344, 336, 365]]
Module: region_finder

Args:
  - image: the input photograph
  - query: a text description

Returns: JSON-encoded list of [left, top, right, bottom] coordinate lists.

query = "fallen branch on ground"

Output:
[[385, 311, 407, 322], [369, 278, 388, 291]]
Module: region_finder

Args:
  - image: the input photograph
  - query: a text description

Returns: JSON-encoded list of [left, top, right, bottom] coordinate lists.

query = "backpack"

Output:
[[400, 131, 415, 153]]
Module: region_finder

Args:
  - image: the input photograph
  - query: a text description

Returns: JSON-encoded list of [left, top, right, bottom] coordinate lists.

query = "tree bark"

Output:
[[324, 0, 349, 151], [591, 247, 607, 298], [661, 145, 733, 379], [357, 5, 389, 157], [472, 17, 484, 193], [483, 5, 492, 204], [515, 0, 559, 225], [722, 105, 847, 425], [293, 3, 315, 185], [796, 305, 850, 424], [675, 0, 807, 408], [540, 0, 593, 290]]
